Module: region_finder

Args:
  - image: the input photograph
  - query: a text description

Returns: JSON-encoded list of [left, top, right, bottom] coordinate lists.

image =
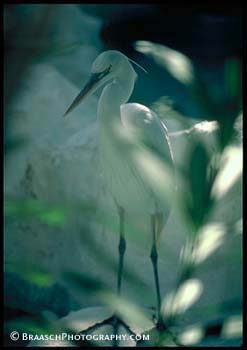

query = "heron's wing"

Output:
[[120, 103, 173, 165], [120, 103, 174, 237]]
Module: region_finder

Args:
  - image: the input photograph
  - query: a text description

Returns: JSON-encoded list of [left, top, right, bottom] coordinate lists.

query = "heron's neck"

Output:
[[98, 68, 136, 126]]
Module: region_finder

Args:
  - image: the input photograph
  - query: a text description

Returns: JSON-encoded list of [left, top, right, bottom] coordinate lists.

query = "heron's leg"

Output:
[[117, 206, 126, 295], [112, 206, 126, 346], [150, 214, 162, 323]]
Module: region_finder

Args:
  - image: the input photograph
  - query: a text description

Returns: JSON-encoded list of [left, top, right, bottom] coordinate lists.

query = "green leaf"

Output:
[[5, 261, 54, 287], [4, 198, 67, 227], [224, 58, 241, 101], [186, 142, 213, 229]]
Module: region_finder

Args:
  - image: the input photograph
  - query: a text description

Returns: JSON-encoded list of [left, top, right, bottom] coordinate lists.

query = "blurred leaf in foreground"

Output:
[[5, 197, 67, 227], [211, 145, 242, 200], [161, 278, 203, 323], [135, 40, 195, 85], [100, 291, 154, 334], [5, 261, 54, 288], [183, 141, 214, 231]]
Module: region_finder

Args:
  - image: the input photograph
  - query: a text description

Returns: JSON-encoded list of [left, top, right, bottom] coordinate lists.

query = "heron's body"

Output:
[[97, 59, 174, 220], [99, 103, 173, 216], [65, 50, 175, 324]]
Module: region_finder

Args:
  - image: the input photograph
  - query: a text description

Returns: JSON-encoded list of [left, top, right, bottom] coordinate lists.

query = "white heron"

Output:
[[64, 50, 175, 325]]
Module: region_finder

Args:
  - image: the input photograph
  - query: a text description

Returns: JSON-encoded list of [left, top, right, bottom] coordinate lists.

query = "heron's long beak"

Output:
[[64, 69, 110, 117]]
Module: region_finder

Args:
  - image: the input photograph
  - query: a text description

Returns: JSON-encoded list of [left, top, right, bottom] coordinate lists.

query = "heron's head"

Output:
[[92, 50, 127, 76], [64, 50, 137, 116]]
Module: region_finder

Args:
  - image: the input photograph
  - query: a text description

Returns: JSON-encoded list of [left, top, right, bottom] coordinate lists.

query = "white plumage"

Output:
[[99, 102, 174, 217], [65, 50, 175, 323]]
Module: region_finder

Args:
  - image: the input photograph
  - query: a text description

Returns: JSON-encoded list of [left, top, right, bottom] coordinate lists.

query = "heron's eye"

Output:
[[94, 65, 112, 81], [101, 64, 112, 76], [106, 64, 112, 73]]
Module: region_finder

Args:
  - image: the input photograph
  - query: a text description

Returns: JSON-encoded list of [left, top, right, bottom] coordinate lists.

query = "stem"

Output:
[[150, 214, 162, 323]]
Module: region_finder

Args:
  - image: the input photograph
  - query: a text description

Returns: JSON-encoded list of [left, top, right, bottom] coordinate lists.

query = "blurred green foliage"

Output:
[[5, 198, 67, 227], [186, 142, 213, 230], [4, 6, 242, 347]]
